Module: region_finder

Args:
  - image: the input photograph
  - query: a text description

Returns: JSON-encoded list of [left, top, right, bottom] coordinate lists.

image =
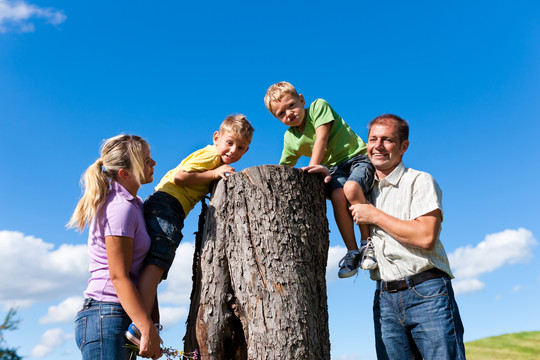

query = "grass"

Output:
[[465, 331, 540, 360]]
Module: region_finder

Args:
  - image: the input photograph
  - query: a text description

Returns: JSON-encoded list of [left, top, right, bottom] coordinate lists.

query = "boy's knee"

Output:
[[343, 181, 361, 196], [343, 181, 366, 203], [330, 188, 346, 205]]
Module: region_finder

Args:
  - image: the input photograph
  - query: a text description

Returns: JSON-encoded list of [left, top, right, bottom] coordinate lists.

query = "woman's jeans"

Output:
[[74, 298, 133, 360], [374, 277, 466, 360]]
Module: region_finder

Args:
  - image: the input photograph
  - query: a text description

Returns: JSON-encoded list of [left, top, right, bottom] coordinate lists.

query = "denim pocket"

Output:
[[74, 313, 87, 350], [99, 303, 128, 317], [411, 277, 448, 299]]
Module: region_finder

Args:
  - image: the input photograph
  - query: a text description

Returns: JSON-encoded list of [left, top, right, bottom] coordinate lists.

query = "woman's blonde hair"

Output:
[[67, 134, 148, 231]]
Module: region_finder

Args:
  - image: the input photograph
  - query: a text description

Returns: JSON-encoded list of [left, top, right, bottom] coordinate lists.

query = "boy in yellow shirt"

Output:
[[125, 114, 254, 347]]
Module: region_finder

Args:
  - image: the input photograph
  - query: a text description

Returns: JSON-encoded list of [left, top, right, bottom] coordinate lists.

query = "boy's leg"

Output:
[[343, 180, 377, 270], [330, 188, 357, 251], [343, 181, 369, 240], [137, 265, 164, 315], [331, 188, 362, 278]]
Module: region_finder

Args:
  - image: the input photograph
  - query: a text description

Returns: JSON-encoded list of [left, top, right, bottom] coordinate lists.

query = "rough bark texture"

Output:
[[184, 165, 330, 360]]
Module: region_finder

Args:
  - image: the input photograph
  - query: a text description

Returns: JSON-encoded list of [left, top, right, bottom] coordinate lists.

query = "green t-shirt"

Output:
[[279, 98, 367, 168]]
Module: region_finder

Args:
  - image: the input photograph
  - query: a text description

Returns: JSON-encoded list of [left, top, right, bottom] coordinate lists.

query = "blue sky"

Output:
[[1, 0, 539, 359]]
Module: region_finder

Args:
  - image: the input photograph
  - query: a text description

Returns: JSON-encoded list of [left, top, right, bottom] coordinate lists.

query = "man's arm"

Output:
[[349, 203, 442, 250]]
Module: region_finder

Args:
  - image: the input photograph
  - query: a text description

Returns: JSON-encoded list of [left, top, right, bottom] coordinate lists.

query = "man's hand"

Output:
[[349, 203, 377, 225], [301, 165, 332, 183], [213, 165, 235, 180]]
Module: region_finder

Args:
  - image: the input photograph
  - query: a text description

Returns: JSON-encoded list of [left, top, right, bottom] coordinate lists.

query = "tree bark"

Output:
[[184, 165, 330, 359]]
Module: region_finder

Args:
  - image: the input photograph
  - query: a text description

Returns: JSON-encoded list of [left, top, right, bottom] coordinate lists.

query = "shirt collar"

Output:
[[376, 161, 406, 187], [111, 180, 136, 202]]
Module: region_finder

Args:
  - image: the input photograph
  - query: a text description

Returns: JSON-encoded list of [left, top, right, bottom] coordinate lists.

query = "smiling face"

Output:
[[213, 130, 250, 164], [270, 93, 306, 130], [367, 122, 409, 179]]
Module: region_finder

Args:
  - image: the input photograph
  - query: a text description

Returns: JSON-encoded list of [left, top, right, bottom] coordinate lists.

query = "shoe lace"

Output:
[[339, 252, 356, 269]]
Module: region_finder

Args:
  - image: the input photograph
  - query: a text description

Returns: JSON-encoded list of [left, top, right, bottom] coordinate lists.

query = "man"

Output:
[[349, 114, 466, 360]]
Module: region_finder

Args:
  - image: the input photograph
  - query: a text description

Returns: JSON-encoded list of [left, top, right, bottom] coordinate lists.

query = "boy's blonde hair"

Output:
[[264, 81, 300, 114], [67, 134, 149, 231], [219, 114, 255, 143]]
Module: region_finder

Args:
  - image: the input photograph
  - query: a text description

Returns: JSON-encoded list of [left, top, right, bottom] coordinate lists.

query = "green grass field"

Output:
[[465, 331, 540, 360]]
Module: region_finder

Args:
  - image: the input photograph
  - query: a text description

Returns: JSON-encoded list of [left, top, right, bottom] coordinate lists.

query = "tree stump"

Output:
[[184, 165, 330, 360]]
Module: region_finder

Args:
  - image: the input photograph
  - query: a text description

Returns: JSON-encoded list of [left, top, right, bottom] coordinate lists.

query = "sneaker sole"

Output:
[[125, 331, 141, 347], [338, 268, 358, 278]]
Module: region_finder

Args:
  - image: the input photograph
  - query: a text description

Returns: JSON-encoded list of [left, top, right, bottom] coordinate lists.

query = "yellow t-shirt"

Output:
[[155, 145, 222, 216]]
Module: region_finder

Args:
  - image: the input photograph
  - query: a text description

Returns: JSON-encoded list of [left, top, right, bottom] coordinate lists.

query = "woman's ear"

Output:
[[117, 168, 130, 179]]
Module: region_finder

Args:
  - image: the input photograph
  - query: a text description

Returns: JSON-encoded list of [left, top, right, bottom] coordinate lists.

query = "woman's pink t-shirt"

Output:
[[84, 181, 150, 303]]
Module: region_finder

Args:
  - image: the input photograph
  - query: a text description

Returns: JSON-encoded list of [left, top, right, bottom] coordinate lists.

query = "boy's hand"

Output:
[[213, 165, 235, 180], [301, 165, 332, 183]]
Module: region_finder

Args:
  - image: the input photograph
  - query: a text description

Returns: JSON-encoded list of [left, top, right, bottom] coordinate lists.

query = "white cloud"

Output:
[[40, 296, 84, 324], [158, 242, 197, 306], [451, 278, 485, 294], [0, 0, 66, 33], [31, 328, 72, 358], [0, 230, 88, 308], [326, 245, 347, 281], [449, 228, 537, 294], [512, 285, 521, 292], [159, 306, 188, 328]]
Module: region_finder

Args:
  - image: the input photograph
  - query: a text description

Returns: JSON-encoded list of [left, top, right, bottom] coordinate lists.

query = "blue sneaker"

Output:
[[338, 250, 360, 278], [125, 323, 163, 347], [125, 323, 141, 347]]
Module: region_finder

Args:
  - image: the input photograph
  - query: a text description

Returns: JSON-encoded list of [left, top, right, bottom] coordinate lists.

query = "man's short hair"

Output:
[[219, 114, 255, 143], [264, 81, 300, 114], [368, 114, 409, 143]]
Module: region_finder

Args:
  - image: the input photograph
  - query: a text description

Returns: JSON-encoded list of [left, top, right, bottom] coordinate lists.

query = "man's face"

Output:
[[270, 93, 306, 128], [367, 122, 409, 177]]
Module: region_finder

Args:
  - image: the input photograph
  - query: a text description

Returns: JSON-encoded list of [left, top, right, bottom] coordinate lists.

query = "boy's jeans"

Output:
[[75, 298, 132, 360], [373, 277, 466, 360]]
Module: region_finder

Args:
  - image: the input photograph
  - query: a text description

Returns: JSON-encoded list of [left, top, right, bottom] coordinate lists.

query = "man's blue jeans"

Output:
[[74, 298, 133, 360], [373, 276, 466, 360]]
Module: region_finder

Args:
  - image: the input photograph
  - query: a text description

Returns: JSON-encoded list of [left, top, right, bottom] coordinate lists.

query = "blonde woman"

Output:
[[68, 135, 161, 360]]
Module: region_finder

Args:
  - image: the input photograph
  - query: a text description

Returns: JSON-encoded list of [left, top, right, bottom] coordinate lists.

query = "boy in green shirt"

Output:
[[264, 81, 375, 278]]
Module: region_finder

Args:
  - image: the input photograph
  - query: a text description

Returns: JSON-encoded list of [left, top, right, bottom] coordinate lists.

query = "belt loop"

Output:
[[405, 275, 413, 289], [84, 298, 93, 308]]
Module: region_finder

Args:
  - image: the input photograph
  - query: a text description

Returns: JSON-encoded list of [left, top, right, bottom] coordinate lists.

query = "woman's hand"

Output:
[[138, 324, 162, 359]]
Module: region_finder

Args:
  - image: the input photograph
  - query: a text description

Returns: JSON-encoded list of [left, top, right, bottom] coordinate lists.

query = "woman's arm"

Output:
[[106, 236, 162, 359]]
